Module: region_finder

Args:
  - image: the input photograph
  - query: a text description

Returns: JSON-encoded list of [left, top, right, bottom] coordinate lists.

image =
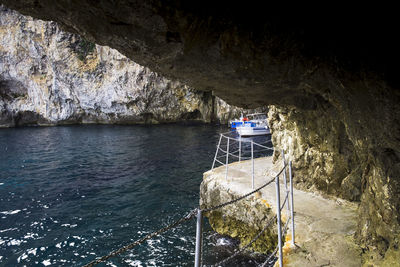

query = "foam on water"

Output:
[[42, 259, 51, 266], [0, 125, 272, 266], [0, 209, 21, 215]]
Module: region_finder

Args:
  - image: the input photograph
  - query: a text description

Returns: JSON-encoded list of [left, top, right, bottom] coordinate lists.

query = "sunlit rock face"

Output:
[[0, 7, 249, 126], [0, 1, 399, 264], [268, 105, 360, 201]]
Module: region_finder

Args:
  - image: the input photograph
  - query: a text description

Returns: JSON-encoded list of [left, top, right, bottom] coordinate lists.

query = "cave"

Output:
[[180, 109, 202, 121], [1, 1, 398, 264], [0, 79, 28, 100]]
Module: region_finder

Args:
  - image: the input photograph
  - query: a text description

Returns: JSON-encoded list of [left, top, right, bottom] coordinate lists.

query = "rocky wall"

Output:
[[0, 7, 255, 127], [268, 100, 400, 265], [0, 1, 399, 265]]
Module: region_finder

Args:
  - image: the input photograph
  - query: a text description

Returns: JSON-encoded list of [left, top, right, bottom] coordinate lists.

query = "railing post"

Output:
[[225, 138, 230, 180], [275, 176, 283, 267], [194, 209, 203, 267], [251, 141, 254, 189], [281, 149, 286, 166], [289, 160, 295, 246], [281, 150, 290, 217], [211, 134, 223, 170], [238, 138, 241, 162]]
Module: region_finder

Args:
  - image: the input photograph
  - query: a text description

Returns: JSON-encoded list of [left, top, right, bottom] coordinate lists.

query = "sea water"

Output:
[[0, 125, 272, 266]]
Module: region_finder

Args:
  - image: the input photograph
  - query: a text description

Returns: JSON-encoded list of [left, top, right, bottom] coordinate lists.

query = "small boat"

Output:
[[235, 113, 271, 136], [229, 114, 248, 129]]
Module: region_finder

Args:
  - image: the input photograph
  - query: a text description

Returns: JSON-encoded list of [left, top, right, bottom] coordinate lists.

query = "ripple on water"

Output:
[[0, 125, 273, 266]]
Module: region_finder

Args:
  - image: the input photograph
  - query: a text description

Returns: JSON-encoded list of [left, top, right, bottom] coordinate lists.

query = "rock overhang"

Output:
[[0, 1, 399, 264], [0, 1, 398, 108]]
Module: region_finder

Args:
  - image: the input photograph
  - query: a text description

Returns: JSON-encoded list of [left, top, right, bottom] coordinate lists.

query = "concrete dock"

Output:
[[201, 157, 362, 266]]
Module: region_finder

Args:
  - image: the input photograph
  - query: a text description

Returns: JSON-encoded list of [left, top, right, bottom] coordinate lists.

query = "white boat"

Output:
[[235, 113, 271, 136], [228, 114, 245, 129]]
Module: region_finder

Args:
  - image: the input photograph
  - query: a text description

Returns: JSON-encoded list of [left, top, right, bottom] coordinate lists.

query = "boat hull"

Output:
[[230, 121, 254, 129], [236, 126, 271, 136]]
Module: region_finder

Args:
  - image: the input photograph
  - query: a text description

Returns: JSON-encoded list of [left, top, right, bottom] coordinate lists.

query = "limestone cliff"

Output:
[[0, 7, 250, 127], [0, 2, 399, 265]]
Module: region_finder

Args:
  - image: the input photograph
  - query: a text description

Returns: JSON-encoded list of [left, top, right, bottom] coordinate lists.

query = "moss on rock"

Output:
[[206, 210, 278, 253], [200, 170, 279, 254]]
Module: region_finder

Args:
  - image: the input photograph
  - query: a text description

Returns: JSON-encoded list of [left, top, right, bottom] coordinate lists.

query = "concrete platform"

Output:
[[201, 157, 362, 266]]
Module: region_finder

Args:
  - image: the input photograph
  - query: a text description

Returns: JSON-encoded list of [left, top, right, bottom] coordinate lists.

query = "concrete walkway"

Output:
[[204, 157, 362, 266]]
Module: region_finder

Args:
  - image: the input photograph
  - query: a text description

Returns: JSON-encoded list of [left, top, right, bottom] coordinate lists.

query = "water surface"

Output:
[[0, 125, 272, 266]]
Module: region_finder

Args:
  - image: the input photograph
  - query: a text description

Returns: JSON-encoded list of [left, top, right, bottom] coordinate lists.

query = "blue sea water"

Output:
[[0, 125, 272, 266]]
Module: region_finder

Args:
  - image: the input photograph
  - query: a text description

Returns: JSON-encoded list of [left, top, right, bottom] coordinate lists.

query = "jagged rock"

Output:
[[200, 158, 279, 253], [0, 7, 255, 127], [0, 2, 399, 264], [268, 104, 400, 265]]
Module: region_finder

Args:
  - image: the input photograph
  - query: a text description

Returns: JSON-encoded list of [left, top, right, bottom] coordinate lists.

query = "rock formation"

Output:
[[200, 158, 279, 254], [0, 7, 253, 127], [0, 1, 399, 264]]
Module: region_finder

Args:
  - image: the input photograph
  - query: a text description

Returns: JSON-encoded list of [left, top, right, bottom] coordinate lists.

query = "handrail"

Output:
[[217, 147, 227, 153], [211, 131, 290, 189], [253, 142, 274, 150], [202, 143, 294, 267], [82, 132, 293, 267], [220, 132, 269, 143], [214, 159, 226, 166], [211, 132, 274, 185], [207, 132, 296, 266]]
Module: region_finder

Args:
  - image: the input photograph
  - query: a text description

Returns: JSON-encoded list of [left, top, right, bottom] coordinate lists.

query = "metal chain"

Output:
[[203, 176, 275, 213], [82, 209, 198, 267], [280, 191, 289, 212], [82, 144, 288, 267], [260, 246, 278, 267], [203, 165, 286, 213], [259, 214, 291, 267], [213, 214, 277, 267]]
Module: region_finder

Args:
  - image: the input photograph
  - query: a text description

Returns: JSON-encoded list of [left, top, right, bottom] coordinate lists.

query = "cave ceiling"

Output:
[[0, 1, 398, 108]]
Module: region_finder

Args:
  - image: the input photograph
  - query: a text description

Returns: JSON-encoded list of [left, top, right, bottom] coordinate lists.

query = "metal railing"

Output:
[[273, 152, 295, 267], [82, 135, 295, 267], [211, 131, 274, 189], [194, 144, 295, 267]]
